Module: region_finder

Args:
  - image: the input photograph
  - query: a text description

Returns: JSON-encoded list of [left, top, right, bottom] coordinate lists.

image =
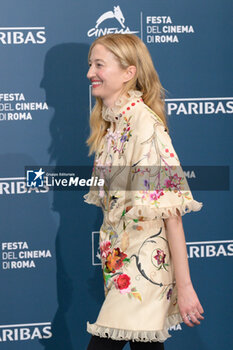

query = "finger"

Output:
[[182, 315, 194, 327], [190, 312, 200, 325], [197, 304, 204, 314], [195, 310, 204, 320], [191, 309, 204, 320]]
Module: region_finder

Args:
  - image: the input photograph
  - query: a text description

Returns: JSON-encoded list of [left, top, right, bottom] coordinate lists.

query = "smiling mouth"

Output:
[[91, 81, 102, 88]]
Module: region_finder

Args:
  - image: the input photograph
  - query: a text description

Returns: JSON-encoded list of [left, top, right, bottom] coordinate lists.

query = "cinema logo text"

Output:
[[169, 324, 182, 332], [166, 97, 233, 116], [0, 26, 46, 45], [145, 16, 194, 44], [1, 242, 52, 270], [87, 5, 139, 37], [0, 177, 49, 195], [0, 322, 52, 342], [0, 93, 48, 122]]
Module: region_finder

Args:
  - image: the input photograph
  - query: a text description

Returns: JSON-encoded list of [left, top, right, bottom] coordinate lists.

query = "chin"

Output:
[[91, 91, 101, 98], [91, 90, 103, 99]]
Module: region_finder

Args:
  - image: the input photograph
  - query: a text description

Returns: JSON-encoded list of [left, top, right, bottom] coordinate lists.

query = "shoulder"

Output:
[[131, 101, 167, 141]]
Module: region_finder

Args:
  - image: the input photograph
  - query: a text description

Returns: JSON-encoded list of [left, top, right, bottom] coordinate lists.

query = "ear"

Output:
[[124, 65, 137, 82]]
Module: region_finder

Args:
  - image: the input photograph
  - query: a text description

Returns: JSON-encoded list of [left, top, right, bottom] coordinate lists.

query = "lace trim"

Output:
[[87, 313, 183, 342], [125, 200, 203, 220], [102, 90, 143, 123]]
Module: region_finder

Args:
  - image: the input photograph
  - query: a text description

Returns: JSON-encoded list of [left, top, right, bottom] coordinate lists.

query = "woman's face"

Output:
[[87, 44, 128, 107]]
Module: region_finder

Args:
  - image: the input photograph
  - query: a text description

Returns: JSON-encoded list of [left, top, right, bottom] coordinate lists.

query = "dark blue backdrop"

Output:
[[0, 1, 232, 349]]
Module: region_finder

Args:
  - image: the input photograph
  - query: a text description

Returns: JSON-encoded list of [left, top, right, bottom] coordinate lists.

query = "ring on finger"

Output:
[[183, 314, 192, 321]]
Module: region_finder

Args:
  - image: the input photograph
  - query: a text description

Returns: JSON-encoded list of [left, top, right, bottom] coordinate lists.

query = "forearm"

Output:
[[164, 215, 192, 289]]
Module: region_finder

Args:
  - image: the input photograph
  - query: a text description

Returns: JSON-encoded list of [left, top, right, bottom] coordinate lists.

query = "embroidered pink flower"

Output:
[[150, 190, 164, 201], [114, 274, 131, 294], [154, 249, 166, 265], [150, 192, 158, 200], [100, 240, 111, 259]]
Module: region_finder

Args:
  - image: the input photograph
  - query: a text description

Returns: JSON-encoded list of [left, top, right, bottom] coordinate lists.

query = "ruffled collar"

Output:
[[102, 90, 143, 123]]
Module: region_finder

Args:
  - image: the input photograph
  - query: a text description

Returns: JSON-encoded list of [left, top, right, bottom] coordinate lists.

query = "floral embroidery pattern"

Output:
[[153, 249, 169, 271], [164, 173, 182, 189], [100, 240, 111, 259], [114, 274, 131, 294], [131, 122, 193, 206], [107, 130, 121, 153], [105, 248, 127, 273], [114, 274, 142, 301], [129, 228, 175, 300], [100, 235, 142, 301], [107, 115, 132, 155]]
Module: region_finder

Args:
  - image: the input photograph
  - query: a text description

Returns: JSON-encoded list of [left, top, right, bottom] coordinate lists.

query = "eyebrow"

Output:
[[88, 58, 105, 64]]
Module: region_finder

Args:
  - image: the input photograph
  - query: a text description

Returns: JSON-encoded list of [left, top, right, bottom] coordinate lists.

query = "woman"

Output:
[[84, 34, 204, 350]]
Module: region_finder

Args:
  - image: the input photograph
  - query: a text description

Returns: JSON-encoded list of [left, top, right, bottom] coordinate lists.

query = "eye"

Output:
[[96, 63, 103, 67]]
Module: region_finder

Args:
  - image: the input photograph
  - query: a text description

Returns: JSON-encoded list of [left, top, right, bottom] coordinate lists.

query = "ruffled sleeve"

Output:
[[83, 158, 102, 208], [83, 189, 101, 207], [125, 116, 203, 220]]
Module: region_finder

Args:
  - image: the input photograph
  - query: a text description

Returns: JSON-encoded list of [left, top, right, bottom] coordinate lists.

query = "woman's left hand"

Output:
[[177, 282, 204, 327]]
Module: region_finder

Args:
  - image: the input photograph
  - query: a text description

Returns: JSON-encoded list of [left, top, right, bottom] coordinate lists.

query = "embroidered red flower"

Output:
[[171, 173, 182, 186], [164, 179, 172, 188], [165, 173, 182, 189], [114, 274, 131, 294], [105, 248, 127, 273]]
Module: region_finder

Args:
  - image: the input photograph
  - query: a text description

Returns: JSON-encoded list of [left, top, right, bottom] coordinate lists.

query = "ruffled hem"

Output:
[[83, 192, 101, 207], [125, 200, 203, 220], [87, 313, 183, 342]]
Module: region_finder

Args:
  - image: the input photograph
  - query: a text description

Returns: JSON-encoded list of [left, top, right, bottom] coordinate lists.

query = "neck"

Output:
[[103, 91, 128, 108]]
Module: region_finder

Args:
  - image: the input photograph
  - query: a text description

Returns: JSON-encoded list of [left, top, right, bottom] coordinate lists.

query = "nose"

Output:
[[87, 65, 95, 80]]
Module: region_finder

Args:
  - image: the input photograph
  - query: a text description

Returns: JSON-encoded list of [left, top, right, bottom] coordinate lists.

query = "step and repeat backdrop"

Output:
[[0, 1, 232, 349]]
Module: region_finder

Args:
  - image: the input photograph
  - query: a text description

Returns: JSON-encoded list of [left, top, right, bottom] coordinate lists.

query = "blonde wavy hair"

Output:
[[87, 34, 168, 155]]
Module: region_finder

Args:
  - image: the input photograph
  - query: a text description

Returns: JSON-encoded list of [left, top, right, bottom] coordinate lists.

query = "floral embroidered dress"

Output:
[[84, 90, 203, 342]]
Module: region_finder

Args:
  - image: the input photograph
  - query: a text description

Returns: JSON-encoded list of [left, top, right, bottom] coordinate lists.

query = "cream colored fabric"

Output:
[[84, 90, 203, 342]]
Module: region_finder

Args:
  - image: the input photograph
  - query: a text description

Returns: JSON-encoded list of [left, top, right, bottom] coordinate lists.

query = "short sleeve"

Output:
[[125, 121, 203, 220]]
